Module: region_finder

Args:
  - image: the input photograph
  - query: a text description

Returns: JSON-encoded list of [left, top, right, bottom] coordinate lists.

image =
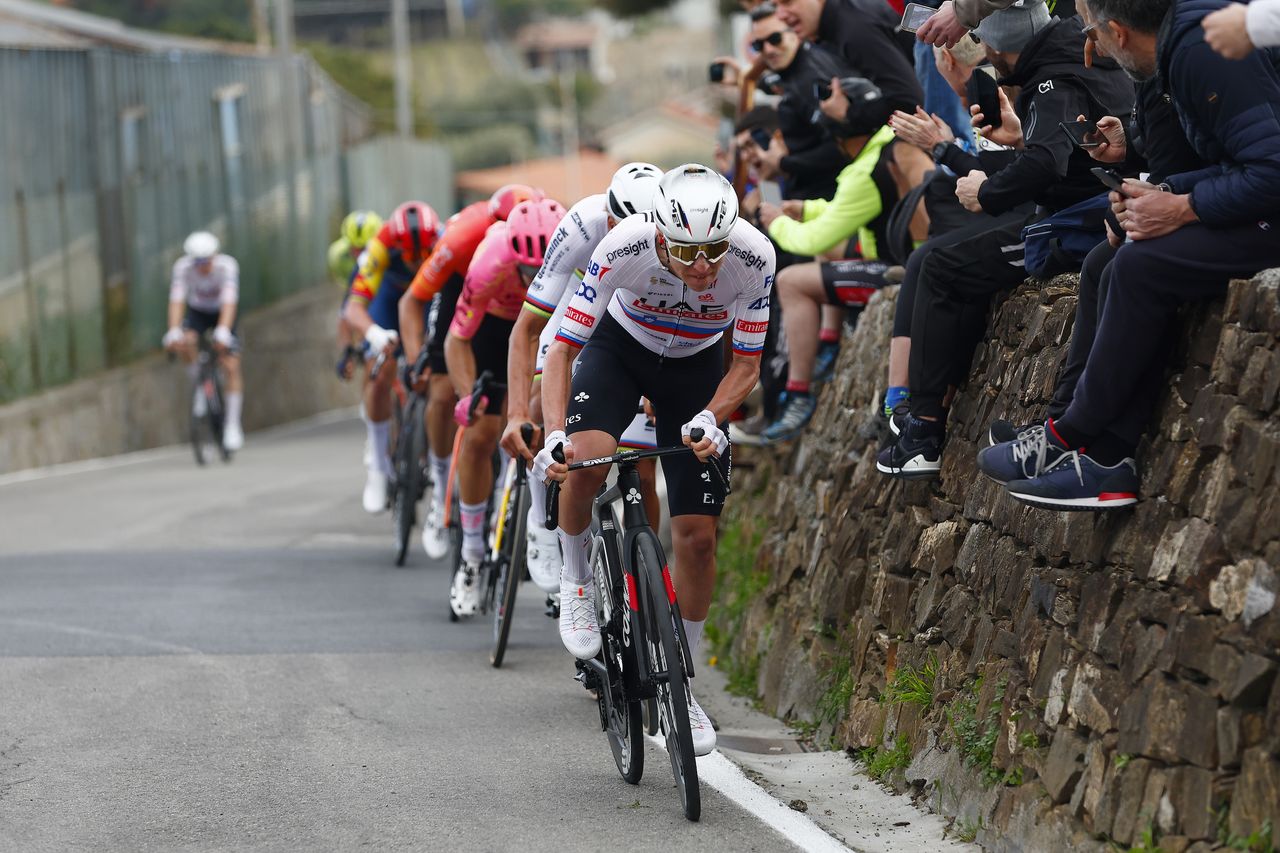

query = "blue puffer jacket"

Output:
[[1159, 0, 1280, 225]]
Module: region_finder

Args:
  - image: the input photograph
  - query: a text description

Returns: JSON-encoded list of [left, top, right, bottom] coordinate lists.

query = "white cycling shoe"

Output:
[[525, 509, 562, 594], [362, 470, 388, 514], [687, 688, 716, 756], [421, 502, 451, 560], [450, 557, 482, 618], [559, 578, 601, 659], [222, 422, 244, 452]]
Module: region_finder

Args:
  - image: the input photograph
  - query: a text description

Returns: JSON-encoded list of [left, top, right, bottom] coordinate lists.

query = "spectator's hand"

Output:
[[956, 170, 987, 212], [713, 56, 742, 87], [1105, 218, 1124, 248], [758, 203, 784, 229], [1085, 114, 1128, 163], [890, 107, 954, 151], [1202, 3, 1254, 59], [818, 76, 848, 122], [713, 143, 733, 175], [162, 326, 185, 350], [972, 88, 1023, 148], [1115, 181, 1198, 240], [916, 1, 968, 47], [781, 200, 804, 219], [741, 187, 762, 218], [757, 137, 785, 176]]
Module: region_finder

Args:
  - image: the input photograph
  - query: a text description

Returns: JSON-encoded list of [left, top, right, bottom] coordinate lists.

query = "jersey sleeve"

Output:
[[408, 230, 462, 302], [169, 259, 188, 304], [730, 253, 775, 357], [348, 241, 389, 307], [524, 211, 594, 319], [554, 251, 618, 350], [219, 257, 239, 305], [448, 240, 507, 340]]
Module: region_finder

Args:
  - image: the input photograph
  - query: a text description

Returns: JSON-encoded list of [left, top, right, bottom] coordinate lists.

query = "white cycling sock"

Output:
[[460, 500, 487, 562], [429, 452, 450, 507], [682, 618, 705, 662], [527, 475, 547, 528], [225, 392, 243, 428], [558, 528, 592, 585], [368, 419, 391, 475]]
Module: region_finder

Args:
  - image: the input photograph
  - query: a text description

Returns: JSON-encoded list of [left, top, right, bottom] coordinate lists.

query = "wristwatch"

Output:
[[931, 141, 951, 162]]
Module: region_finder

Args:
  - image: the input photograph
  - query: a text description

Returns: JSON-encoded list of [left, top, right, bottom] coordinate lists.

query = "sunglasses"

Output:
[[750, 31, 787, 52], [665, 239, 732, 265]]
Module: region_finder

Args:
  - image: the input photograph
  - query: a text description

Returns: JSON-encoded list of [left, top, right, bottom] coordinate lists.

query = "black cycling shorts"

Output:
[[820, 259, 891, 308], [182, 307, 241, 351], [461, 312, 513, 416], [426, 273, 464, 374], [565, 314, 731, 518]]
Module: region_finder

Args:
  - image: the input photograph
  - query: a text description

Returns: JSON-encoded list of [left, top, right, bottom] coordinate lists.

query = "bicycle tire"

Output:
[[447, 492, 463, 622], [489, 480, 526, 668], [642, 697, 660, 737], [189, 397, 207, 467], [597, 533, 644, 783], [634, 533, 700, 821], [393, 397, 426, 567], [210, 370, 231, 463]]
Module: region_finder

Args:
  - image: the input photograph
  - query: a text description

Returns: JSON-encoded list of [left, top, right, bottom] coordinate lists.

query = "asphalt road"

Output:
[[0, 417, 809, 852]]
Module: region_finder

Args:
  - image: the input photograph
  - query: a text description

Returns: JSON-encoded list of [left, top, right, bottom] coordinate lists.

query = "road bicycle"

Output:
[[486, 423, 534, 668], [445, 371, 504, 623], [380, 349, 431, 566], [546, 429, 728, 821], [185, 330, 232, 466]]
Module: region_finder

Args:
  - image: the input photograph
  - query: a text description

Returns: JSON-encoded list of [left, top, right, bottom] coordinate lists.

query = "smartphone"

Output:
[[760, 181, 783, 206], [1090, 166, 1127, 192], [756, 71, 783, 95], [899, 2, 936, 32], [748, 126, 773, 151], [813, 80, 832, 101], [966, 68, 1003, 130], [709, 61, 726, 84], [1060, 119, 1102, 149]]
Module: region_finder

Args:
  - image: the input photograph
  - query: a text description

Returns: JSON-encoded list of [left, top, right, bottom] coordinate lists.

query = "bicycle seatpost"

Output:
[[545, 443, 565, 531]]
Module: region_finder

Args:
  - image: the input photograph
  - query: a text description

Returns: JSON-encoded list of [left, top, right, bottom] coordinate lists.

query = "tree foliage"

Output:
[[68, 0, 254, 41], [593, 0, 678, 16]]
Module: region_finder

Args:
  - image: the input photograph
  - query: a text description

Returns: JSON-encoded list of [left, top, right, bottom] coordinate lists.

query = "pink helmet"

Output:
[[488, 184, 543, 221], [507, 198, 566, 267]]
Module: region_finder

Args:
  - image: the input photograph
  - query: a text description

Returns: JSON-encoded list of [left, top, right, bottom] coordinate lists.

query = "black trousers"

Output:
[[1059, 218, 1280, 443], [908, 212, 1035, 419]]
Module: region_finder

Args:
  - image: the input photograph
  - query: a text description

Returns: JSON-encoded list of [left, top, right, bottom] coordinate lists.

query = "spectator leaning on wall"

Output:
[[977, 0, 1280, 511]]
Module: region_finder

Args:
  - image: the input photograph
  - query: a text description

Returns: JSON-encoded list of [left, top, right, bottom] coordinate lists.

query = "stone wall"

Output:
[[713, 270, 1280, 851], [0, 284, 359, 474]]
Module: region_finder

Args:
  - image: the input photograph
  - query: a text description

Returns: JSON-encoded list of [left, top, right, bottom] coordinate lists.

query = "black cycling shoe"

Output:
[[877, 415, 944, 479]]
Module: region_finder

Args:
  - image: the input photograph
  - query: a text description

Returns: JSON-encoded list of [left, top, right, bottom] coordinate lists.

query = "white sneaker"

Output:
[[362, 470, 388, 514], [687, 688, 716, 756], [450, 558, 482, 618], [525, 508, 561, 594], [222, 422, 244, 451], [362, 437, 373, 470], [421, 502, 451, 560], [559, 578, 601, 659]]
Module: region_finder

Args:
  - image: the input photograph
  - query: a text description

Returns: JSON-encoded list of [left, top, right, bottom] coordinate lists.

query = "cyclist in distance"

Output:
[[444, 197, 566, 617], [399, 184, 542, 559], [501, 163, 665, 597], [162, 231, 245, 451], [535, 165, 776, 754], [344, 201, 442, 514], [330, 210, 382, 381]]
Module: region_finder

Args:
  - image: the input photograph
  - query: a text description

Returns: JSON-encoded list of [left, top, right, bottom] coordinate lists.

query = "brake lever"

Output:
[[545, 442, 565, 531], [689, 427, 731, 497]]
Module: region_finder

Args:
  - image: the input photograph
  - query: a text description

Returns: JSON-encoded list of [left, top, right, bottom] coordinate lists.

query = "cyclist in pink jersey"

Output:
[[443, 198, 565, 618]]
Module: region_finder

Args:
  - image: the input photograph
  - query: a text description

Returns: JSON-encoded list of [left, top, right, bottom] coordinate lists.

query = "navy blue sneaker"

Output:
[[813, 342, 840, 384], [1006, 452, 1140, 511], [987, 418, 1040, 447], [876, 415, 944, 479], [762, 393, 817, 443], [976, 423, 1073, 485]]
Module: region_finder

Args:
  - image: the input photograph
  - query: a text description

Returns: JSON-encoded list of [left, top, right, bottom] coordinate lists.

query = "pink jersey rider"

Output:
[[450, 221, 528, 339]]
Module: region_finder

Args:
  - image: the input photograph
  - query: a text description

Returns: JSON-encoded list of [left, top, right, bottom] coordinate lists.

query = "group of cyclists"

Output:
[[303, 161, 779, 760]]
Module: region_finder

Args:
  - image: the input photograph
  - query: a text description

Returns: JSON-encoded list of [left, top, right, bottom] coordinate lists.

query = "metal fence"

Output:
[[0, 45, 376, 403]]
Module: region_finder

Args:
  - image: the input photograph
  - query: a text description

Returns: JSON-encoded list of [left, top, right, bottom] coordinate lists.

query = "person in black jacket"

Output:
[[978, 0, 1280, 510], [877, 0, 1135, 480], [775, 0, 924, 130], [747, 3, 851, 201]]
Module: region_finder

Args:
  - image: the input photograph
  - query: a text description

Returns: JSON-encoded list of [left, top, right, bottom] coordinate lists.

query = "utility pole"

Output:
[[252, 0, 271, 52], [272, 0, 294, 54], [391, 0, 413, 138], [559, 68, 581, 203]]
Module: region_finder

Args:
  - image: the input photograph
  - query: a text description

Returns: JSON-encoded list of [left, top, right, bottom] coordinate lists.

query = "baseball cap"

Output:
[[974, 0, 1051, 53]]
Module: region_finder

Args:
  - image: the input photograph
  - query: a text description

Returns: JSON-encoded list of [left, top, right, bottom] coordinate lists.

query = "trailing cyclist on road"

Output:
[[344, 201, 442, 514], [330, 210, 382, 381], [535, 164, 776, 756], [162, 231, 245, 452]]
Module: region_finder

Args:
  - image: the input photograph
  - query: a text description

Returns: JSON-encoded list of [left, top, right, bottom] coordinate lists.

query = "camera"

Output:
[[708, 61, 725, 84]]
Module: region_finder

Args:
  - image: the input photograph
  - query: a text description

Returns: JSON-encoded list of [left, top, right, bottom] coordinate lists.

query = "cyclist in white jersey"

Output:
[[162, 231, 245, 451], [502, 163, 664, 595], [535, 165, 776, 755]]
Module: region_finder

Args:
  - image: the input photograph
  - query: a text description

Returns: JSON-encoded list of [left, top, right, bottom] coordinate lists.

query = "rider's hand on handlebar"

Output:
[[501, 418, 542, 462], [364, 324, 398, 357], [162, 327, 185, 349], [212, 325, 234, 352], [453, 394, 488, 427], [534, 430, 572, 484], [681, 410, 726, 461]]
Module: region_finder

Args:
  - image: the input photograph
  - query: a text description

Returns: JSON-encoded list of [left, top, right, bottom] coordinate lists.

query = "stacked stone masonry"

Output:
[[716, 269, 1280, 851]]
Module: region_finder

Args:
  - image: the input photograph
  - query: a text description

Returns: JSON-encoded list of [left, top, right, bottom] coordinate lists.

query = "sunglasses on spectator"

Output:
[[750, 31, 787, 52], [665, 239, 732, 265]]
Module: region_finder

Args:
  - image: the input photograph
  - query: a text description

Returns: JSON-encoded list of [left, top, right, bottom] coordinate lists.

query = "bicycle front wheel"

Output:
[[393, 397, 426, 567], [634, 532, 700, 821], [490, 480, 526, 667]]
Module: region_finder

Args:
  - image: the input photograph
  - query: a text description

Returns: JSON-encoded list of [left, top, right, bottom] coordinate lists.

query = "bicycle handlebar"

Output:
[[543, 427, 729, 531]]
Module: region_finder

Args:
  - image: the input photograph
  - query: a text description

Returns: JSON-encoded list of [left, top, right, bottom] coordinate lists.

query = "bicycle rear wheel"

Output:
[[597, 533, 643, 783], [634, 533, 700, 821], [393, 397, 426, 566], [189, 389, 208, 467], [489, 480, 526, 667]]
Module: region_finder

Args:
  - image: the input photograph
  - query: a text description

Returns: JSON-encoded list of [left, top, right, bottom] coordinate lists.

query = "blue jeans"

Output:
[[914, 41, 973, 151]]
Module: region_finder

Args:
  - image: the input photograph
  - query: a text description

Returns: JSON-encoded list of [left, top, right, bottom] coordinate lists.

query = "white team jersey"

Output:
[[170, 254, 239, 314], [554, 216, 775, 359]]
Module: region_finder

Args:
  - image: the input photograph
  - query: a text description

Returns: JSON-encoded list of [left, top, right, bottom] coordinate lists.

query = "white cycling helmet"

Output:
[[184, 231, 220, 260], [652, 164, 738, 245], [606, 162, 664, 220]]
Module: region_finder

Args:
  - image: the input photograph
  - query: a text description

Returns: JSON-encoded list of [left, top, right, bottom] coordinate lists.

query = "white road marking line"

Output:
[[646, 735, 849, 852]]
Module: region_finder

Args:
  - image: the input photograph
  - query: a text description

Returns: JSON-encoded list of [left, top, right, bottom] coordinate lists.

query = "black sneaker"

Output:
[[1006, 452, 1140, 511], [886, 400, 911, 436], [987, 418, 1041, 447], [876, 415, 944, 479]]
